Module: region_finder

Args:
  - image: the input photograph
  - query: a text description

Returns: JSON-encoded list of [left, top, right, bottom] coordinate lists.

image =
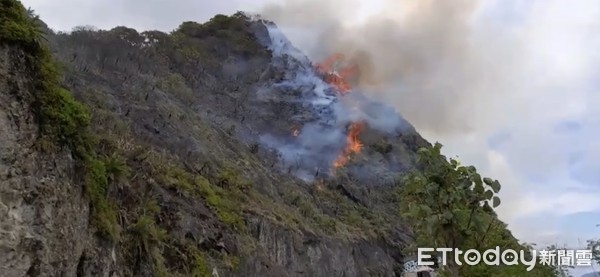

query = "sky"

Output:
[[22, 0, 600, 274]]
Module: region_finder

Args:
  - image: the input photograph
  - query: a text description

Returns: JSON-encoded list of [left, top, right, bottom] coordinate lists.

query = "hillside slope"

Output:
[[0, 1, 562, 277], [1, 3, 427, 276], [47, 14, 426, 276]]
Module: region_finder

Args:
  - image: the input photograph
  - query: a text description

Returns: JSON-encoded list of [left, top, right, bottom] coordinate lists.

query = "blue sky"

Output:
[[23, 0, 600, 269]]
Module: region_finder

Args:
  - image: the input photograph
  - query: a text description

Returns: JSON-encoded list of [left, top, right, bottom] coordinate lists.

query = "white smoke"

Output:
[[256, 20, 412, 181], [252, 0, 600, 248]]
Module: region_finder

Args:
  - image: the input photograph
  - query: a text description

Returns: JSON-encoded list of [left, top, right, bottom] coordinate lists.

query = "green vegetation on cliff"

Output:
[[399, 143, 570, 276], [0, 0, 91, 152], [0, 1, 217, 275], [1, 0, 124, 242]]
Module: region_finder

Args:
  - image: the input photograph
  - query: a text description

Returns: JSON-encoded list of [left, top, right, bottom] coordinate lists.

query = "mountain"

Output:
[[0, 1, 565, 276], [0, 4, 425, 276]]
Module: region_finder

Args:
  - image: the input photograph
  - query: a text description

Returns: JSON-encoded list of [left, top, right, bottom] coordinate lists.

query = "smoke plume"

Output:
[[259, 0, 525, 136], [255, 21, 412, 181]]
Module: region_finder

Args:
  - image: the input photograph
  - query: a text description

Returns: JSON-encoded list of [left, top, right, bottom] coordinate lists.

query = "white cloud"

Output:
[[22, 0, 271, 32], [410, 0, 600, 246]]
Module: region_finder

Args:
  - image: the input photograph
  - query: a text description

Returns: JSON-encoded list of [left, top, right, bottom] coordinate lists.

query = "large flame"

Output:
[[314, 53, 358, 95], [333, 121, 365, 168], [316, 54, 366, 170]]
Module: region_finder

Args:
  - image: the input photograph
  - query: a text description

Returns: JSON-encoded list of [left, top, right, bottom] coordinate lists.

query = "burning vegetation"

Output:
[[315, 54, 365, 170], [314, 53, 358, 95], [333, 121, 366, 169]]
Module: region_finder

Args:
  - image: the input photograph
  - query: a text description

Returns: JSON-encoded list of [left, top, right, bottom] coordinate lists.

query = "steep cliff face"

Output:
[[0, 44, 115, 276], [0, 2, 429, 276]]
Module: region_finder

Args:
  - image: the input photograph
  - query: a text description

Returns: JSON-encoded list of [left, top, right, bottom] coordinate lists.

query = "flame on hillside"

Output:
[[333, 121, 365, 168], [315, 54, 365, 169], [314, 53, 358, 95]]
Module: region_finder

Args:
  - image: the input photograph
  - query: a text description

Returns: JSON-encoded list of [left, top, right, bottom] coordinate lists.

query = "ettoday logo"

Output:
[[418, 247, 538, 271], [417, 247, 594, 271]]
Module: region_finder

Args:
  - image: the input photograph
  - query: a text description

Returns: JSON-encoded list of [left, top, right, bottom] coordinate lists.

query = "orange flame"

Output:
[[333, 121, 365, 169], [314, 53, 358, 95], [316, 54, 366, 170], [292, 128, 300, 137]]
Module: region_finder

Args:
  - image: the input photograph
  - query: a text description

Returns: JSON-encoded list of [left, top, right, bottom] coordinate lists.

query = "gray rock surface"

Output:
[[0, 46, 116, 277]]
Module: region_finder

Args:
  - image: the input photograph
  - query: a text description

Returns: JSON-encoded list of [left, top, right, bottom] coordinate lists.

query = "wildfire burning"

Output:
[[314, 53, 358, 95], [333, 121, 365, 168], [292, 127, 300, 137], [315, 53, 365, 169]]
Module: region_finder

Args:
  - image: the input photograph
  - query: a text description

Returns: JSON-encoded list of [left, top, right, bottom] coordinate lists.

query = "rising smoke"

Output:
[[256, 21, 412, 181], [253, 0, 600, 247], [259, 0, 526, 136]]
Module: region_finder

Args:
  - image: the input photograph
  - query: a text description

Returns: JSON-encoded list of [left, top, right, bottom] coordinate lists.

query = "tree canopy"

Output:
[[398, 142, 570, 276]]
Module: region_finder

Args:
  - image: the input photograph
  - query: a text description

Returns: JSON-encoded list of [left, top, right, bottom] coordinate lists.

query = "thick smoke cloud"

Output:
[[260, 0, 521, 136], [258, 21, 412, 181], [257, 0, 600, 248]]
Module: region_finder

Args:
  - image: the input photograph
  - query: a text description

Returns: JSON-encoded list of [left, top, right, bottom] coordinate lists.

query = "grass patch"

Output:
[[156, 163, 247, 231], [190, 250, 211, 277], [197, 176, 246, 231], [158, 73, 195, 103], [84, 152, 130, 241], [130, 215, 168, 253], [117, 197, 173, 276], [315, 216, 338, 235], [160, 165, 196, 193], [215, 167, 251, 191], [161, 239, 214, 277], [280, 189, 341, 236], [131, 214, 169, 276], [85, 157, 119, 240], [311, 183, 391, 238]]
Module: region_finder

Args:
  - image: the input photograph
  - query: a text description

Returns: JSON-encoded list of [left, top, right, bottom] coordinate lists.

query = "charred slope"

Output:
[[0, 1, 431, 276]]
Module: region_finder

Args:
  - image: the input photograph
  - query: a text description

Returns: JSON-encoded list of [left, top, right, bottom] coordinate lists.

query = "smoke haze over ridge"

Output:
[[260, 0, 503, 135], [258, 0, 600, 250]]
